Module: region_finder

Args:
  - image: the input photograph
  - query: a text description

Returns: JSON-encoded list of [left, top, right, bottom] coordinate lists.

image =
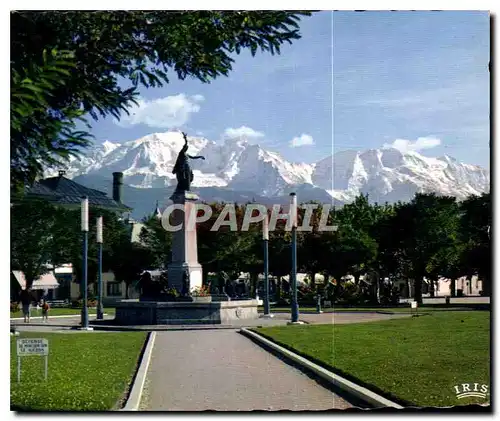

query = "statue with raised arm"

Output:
[[172, 132, 206, 192]]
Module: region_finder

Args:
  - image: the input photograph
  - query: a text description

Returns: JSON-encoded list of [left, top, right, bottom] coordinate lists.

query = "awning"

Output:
[[12, 270, 59, 290], [141, 270, 163, 277]]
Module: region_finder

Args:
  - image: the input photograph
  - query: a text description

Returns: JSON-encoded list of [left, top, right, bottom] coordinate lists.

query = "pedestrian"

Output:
[[19, 288, 33, 323], [41, 299, 50, 322]]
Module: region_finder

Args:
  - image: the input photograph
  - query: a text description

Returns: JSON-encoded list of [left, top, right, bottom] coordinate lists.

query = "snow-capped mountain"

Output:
[[313, 147, 489, 204], [46, 131, 490, 207]]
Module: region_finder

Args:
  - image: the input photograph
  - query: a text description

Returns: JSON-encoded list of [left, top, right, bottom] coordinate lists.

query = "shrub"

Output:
[[71, 299, 97, 308], [191, 285, 210, 297], [10, 302, 20, 313], [277, 298, 290, 306], [298, 286, 317, 305], [165, 287, 179, 298], [335, 282, 362, 305]]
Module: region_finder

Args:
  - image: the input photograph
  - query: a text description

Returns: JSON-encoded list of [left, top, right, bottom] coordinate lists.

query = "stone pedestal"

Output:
[[114, 299, 260, 325], [166, 191, 203, 294]]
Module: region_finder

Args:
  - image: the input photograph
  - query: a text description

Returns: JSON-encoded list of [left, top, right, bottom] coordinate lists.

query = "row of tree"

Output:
[[11, 191, 490, 304], [143, 191, 490, 304]]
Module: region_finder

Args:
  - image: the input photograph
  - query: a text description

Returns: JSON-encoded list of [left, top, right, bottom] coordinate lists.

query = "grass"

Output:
[[11, 308, 116, 318], [254, 311, 490, 408], [11, 331, 147, 411]]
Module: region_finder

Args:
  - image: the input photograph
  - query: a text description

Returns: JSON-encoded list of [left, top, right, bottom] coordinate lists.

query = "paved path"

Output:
[[140, 330, 352, 411], [10, 315, 115, 333], [400, 296, 490, 305], [10, 311, 411, 333], [271, 311, 411, 325]]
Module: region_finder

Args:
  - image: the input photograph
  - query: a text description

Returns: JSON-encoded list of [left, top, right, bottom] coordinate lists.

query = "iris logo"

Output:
[[453, 383, 489, 399]]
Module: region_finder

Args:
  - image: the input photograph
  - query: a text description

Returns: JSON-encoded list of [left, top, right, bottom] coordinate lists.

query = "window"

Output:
[[106, 282, 122, 297]]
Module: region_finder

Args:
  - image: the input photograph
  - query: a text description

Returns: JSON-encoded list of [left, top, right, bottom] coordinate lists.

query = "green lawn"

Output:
[[11, 331, 147, 411], [254, 311, 490, 407], [11, 308, 116, 318]]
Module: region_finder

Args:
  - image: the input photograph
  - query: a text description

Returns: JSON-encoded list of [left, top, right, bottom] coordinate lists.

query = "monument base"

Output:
[[166, 190, 203, 295], [167, 262, 203, 295], [114, 299, 259, 325]]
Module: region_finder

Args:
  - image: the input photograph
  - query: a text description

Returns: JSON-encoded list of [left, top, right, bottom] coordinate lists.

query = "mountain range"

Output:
[[45, 131, 490, 219]]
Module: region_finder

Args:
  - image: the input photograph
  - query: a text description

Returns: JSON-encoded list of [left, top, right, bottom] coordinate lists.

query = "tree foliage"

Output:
[[10, 49, 93, 193], [11, 10, 312, 190], [11, 199, 59, 288], [11, 192, 491, 303]]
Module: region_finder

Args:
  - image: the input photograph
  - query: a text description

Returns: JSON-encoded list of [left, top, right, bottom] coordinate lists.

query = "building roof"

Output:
[[24, 175, 131, 212], [12, 270, 59, 290]]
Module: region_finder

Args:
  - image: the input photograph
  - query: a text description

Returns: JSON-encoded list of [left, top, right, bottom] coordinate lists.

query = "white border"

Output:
[[3, 4, 496, 421]]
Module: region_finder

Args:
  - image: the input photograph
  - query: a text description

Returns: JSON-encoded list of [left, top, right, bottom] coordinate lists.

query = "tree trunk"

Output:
[[275, 276, 282, 301], [250, 272, 258, 298], [429, 277, 435, 298], [372, 272, 381, 304], [414, 277, 423, 304], [482, 274, 491, 297], [270, 277, 276, 297], [25, 276, 35, 291], [450, 278, 456, 297]]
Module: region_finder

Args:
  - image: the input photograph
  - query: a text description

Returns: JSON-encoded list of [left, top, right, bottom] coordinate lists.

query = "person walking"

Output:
[[19, 288, 33, 323], [41, 299, 50, 322]]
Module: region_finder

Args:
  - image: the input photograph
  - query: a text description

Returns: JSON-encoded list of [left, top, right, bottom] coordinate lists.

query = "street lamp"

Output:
[[290, 193, 300, 323], [262, 213, 273, 318], [96, 216, 104, 320], [80, 197, 91, 330]]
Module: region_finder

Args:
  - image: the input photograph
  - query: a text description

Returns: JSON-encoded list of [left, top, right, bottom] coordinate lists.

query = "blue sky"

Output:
[[88, 11, 490, 167]]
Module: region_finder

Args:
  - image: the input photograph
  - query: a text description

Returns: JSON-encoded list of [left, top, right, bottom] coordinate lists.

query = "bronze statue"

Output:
[[172, 132, 205, 192]]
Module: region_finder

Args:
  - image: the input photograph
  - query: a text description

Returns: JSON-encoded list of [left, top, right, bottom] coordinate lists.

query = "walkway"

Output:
[[400, 296, 490, 305], [140, 329, 352, 411], [270, 311, 411, 325]]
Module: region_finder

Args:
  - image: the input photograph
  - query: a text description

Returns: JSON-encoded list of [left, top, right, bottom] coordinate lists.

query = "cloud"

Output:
[[383, 136, 442, 153], [223, 126, 265, 139], [115, 94, 204, 129], [355, 77, 488, 118], [290, 133, 314, 148]]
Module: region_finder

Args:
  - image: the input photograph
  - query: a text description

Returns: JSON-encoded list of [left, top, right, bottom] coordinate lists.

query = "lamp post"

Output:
[[290, 193, 300, 323], [262, 213, 273, 318], [96, 216, 104, 320], [80, 197, 90, 329]]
